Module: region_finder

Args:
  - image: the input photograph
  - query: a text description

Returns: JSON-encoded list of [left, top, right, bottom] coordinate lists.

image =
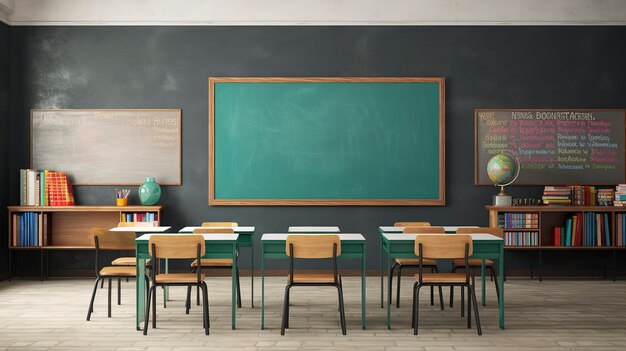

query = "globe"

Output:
[[487, 154, 518, 186]]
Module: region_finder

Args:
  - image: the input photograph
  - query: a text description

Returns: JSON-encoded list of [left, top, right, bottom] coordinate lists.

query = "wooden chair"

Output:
[[185, 228, 241, 312], [201, 222, 238, 227], [144, 235, 209, 335], [449, 227, 503, 312], [281, 235, 346, 335], [412, 234, 481, 335], [390, 226, 445, 309], [112, 222, 154, 266], [117, 221, 157, 227], [86, 228, 148, 320]]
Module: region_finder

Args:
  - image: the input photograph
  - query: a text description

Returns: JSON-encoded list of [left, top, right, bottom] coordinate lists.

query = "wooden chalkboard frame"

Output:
[[474, 108, 626, 186], [208, 77, 446, 206], [30, 109, 182, 186]]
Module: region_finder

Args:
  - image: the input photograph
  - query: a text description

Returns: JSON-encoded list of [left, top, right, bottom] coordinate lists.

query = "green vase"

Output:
[[138, 177, 161, 206]]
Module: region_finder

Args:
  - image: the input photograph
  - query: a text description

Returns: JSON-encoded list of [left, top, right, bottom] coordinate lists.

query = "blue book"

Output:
[[623, 214, 625, 246], [565, 219, 572, 246], [604, 213, 610, 246], [28, 213, 32, 246]]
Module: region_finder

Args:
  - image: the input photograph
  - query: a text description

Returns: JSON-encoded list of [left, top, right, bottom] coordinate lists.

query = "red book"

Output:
[[554, 227, 560, 246]]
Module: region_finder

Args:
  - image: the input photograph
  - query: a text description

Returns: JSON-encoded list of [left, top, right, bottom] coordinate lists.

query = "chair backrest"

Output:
[[403, 226, 445, 234], [201, 221, 238, 227], [148, 235, 205, 259], [415, 234, 473, 259], [456, 226, 503, 238], [286, 235, 341, 258], [118, 222, 157, 227], [193, 227, 235, 234], [394, 221, 431, 227], [91, 228, 135, 250]]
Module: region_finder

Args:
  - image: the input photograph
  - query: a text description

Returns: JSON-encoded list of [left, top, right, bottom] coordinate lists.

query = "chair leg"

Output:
[[450, 267, 456, 308], [430, 267, 435, 306], [86, 277, 101, 321], [204, 282, 211, 328], [337, 285, 347, 335], [389, 262, 398, 305], [107, 278, 112, 318], [200, 283, 210, 335], [117, 278, 122, 305], [185, 286, 192, 314], [467, 284, 472, 329], [143, 286, 154, 335], [411, 283, 416, 328], [100, 278, 104, 288], [152, 285, 157, 329], [438, 286, 444, 310], [491, 267, 500, 305], [470, 284, 482, 335], [461, 286, 465, 317], [396, 265, 402, 308], [285, 285, 290, 329], [413, 284, 421, 335], [281, 285, 292, 335], [236, 267, 242, 308]]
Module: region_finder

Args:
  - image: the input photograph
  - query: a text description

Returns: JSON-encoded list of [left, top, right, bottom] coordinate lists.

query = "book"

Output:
[[26, 170, 37, 206]]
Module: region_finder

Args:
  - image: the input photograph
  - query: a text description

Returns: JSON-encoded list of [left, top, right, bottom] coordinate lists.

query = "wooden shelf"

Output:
[[501, 228, 539, 231], [8, 205, 162, 212], [9, 245, 94, 250], [487, 205, 621, 212]]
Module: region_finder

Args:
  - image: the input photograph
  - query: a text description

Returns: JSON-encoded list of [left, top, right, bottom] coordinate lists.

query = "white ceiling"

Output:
[[1, 0, 626, 26]]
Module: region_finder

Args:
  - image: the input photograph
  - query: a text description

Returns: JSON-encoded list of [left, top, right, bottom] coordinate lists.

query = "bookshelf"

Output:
[[7, 205, 162, 278], [487, 205, 626, 280]]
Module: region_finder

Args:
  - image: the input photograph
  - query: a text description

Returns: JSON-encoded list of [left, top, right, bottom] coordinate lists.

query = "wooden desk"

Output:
[[110, 226, 171, 232], [179, 226, 255, 307], [378, 226, 479, 307], [261, 233, 367, 330], [135, 233, 239, 330], [381, 233, 505, 329], [288, 226, 340, 233]]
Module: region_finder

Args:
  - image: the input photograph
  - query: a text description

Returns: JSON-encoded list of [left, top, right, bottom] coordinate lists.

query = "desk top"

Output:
[[379, 226, 478, 233], [262, 233, 365, 241], [136, 233, 239, 241], [288, 226, 340, 232], [110, 226, 171, 232], [179, 226, 255, 233], [382, 233, 502, 241]]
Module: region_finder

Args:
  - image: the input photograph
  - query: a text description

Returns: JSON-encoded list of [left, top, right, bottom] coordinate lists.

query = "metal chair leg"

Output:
[[203, 282, 211, 328], [470, 285, 482, 335], [450, 286, 454, 308], [280, 285, 291, 335], [430, 267, 435, 306], [413, 284, 421, 335], [200, 283, 210, 335], [107, 278, 112, 318], [438, 286, 444, 310], [185, 286, 192, 314], [389, 262, 398, 305], [411, 283, 416, 328], [337, 285, 347, 335], [491, 267, 500, 305], [86, 277, 101, 321], [396, 265, 403, 308], [467, 284, 472, 329], [143, 286, 154, 335], [236, 267, 242, 308], [461, 286, 465, 317], [285, 284, 290, 329], [117, 278, 121, 305], [152, 285, 157, 329]]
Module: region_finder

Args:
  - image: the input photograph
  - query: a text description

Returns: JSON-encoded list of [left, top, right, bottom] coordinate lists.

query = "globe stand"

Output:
[[493, 185, 512, 206]]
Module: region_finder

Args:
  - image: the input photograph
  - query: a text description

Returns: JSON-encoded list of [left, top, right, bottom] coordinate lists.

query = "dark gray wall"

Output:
[[0, 22, 9, 278], [6, 26, 626, 274]]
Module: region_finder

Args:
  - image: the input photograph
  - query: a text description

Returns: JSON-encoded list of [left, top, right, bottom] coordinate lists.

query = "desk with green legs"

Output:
[[261, 233, 367, 330], [180, 226, 255, 307], [135, 233, 239, 331], [381, 233, 505, 329]]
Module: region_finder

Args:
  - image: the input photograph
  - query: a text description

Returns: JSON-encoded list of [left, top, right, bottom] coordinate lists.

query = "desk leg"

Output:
[[380, 237, 384, 308], [232, 244, 237, 330], [261, 244, 265, 330], [251, 246, 255, 308], [361, 244, 366, 330], [481, 259, 486, 306], [387, 251, 392, 330], [498, 245, 505, 329], [136, 258, 146, 331]]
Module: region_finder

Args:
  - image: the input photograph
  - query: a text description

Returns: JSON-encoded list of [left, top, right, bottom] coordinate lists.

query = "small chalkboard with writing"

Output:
[[475, 109, 626, 185], [31, 109, 181, 185]]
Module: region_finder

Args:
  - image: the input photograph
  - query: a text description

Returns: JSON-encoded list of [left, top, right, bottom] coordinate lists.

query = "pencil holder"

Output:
[[116, 198, 128, 207]]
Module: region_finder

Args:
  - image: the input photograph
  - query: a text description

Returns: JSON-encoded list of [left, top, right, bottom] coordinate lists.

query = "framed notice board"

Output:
[[475, 109, 626, 185], [208, 77, 445, 206], [31, 109, 181, 185]]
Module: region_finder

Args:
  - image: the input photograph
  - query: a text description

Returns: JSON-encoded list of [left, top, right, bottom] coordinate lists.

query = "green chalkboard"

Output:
[[209, 77, 445, 206]]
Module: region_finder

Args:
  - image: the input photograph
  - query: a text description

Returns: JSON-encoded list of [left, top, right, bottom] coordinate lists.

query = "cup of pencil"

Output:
[[116, 188, 130, 206]]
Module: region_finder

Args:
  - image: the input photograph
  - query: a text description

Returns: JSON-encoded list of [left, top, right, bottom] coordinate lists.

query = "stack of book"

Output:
[[504, 232, 539, 246], [614, 184, 626, 206], [542, 186, 572, 205], [570, 185, 598, 206], [498, 213, 539, 229], [596, 188, 615, 206], [12, 212, 45, 247], [20, 169, 75, 206], [120, 212, 159, 223]]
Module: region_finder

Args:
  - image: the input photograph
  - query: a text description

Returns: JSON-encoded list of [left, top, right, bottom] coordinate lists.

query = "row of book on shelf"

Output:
[[553, 212, 617, 246], [542, 185, 622, 206], [12, 212, 49, 247], [504, 231, 539, 246], [498, 213, 539, 229], [20, 169, 75, 206], [120, 212, 158, 223]]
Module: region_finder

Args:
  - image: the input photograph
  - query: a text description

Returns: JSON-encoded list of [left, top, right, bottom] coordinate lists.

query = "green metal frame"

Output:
[[135, 237, 239, 331], [381, 234, 505, 330], [261, 238, 367, 330]]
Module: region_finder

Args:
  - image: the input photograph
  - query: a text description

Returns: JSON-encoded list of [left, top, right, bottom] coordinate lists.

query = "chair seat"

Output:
[[191, 258, 233, 267], [111, 257, 152, 266], [99, 266, 137, 277], [416, 272, 468, 284], [395, 258, 437, 266], [155, 273, 206, 284], [453, 258, 494, 267], [288, 273, 338, 284]]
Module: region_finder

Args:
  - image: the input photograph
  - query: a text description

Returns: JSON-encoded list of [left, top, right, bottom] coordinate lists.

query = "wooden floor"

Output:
[[0, 276, 625, 350]]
